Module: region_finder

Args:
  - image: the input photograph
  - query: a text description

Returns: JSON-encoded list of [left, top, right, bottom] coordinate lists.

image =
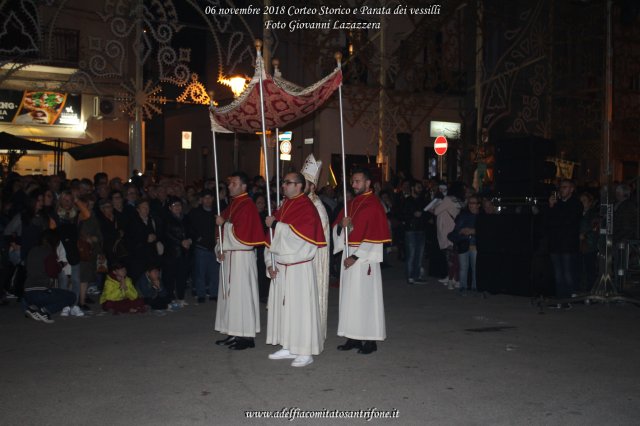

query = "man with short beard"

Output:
[[333, 168, 391, 355], [214, 172, 265, 350]]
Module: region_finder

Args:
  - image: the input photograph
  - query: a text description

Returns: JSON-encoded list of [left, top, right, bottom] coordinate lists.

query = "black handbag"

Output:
[[455, 237, 470, 254], [448, 228, 470, 254]]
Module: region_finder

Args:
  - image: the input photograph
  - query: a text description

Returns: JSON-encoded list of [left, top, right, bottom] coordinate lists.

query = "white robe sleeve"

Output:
[[349, 241, 383, 263], [264, 240, 273, 276], [222, 222, 252, 250], [269, 222, 317, 264], [217, 222, 253, 264], [332, 224, 345, 255]]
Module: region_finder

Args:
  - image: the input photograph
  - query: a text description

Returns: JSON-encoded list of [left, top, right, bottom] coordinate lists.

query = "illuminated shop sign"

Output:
[[429, 121, 461, 139], [0, 89, 81, 126]]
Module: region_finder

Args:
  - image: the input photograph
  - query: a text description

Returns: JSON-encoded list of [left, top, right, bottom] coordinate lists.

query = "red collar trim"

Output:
[[232, 193, 249, 200]]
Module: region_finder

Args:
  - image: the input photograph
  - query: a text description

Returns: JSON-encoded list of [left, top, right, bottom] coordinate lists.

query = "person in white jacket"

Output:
[[430, 182, 465, 289]]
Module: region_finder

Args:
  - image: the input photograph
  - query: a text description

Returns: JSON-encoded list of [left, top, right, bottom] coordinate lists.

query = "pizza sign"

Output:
[[0, 90, 80, 125], [14, 91, 67, 125]]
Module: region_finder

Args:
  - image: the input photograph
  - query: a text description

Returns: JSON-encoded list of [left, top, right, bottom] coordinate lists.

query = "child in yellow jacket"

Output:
[[100, 262, 146, 314]]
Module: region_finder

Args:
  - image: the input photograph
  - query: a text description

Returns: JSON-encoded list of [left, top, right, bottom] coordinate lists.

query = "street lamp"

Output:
[[219, 75, 248, 98]]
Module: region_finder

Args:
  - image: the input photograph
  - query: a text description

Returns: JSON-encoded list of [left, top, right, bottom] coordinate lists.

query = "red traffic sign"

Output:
[[434, 135, 448, 156]]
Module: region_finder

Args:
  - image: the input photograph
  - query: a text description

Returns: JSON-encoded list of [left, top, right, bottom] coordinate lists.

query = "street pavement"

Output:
[[1, 255, 639, 426]]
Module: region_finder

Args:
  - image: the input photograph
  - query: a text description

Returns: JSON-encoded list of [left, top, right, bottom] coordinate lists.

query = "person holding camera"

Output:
[[546, 179, 583, 308]]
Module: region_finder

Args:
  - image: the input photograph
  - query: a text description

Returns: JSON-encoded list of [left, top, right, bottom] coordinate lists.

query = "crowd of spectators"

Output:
[[0, 169, 361, 322], [375, 174, 638, 304], [0, 167, 637, 321], [0, 171, 240, 321]]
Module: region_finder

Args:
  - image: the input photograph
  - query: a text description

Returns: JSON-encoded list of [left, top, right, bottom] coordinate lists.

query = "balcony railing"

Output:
[[0, 27, 79, 67]]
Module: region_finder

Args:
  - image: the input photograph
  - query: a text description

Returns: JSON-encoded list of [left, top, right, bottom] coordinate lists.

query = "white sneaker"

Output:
[[178, 300, 189, 307], [33, 308, 54, 324], [268, 349, 296, 360], [447, 281, 455, 290], [25, 307, 42, 322], [438, 278, 449, 284], [60, 306, 71, 317], [70, 306, 85, 317], [291, 355, 313, 367]]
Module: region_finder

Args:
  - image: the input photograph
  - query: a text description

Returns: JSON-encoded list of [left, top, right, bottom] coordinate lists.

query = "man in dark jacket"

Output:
[[188, 190, 219, 303], [401, 181, 428, 284], [546, 179, 583, 306], [163, 197, 191, 305]]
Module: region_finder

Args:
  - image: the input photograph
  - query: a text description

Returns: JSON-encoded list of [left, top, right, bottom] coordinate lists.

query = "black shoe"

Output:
[[358, 341, 377, 355], [85, 297, 95, 304], [209, 296, 217, 302], [197, 297, 206, 304], [79, 304, 91, 311], [215, 335, 236, 346], [229, 338, 255, 350], [337, 338, 362, 351]]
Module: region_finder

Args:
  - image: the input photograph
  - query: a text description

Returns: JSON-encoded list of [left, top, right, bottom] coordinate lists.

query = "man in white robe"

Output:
[[214, 172, 265, 350], [333, 167, 391, 355], [301, 154, 330, 339], [265, 172, 326, 367]]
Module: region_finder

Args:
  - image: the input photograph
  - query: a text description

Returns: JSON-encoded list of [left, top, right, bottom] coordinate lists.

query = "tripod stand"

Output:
[[535, 207, 640, 314], [569, 201, 639, 308], [583, 237, 640, 306]]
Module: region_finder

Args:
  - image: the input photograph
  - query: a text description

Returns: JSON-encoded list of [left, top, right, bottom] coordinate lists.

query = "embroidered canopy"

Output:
[[209, 55, 342, 134]]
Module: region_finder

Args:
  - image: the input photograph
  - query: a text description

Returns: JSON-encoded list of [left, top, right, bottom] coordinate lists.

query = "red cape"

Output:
[[333, 191, 391, 246], [220, 193, 265, 246], [266, 193, 326, 247]]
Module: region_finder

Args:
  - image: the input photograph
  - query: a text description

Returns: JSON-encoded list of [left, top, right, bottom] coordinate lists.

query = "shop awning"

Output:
[[66, 137, 129, 160], [0, 131, 60, 151]]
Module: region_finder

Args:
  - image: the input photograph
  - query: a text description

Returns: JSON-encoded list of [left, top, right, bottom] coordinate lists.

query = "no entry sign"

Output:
[[434, 135, 448, 156]]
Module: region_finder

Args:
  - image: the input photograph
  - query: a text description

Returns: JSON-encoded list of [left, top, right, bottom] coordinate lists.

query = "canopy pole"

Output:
[[273, 59, 281, 206], [275, 127, 280, 205], [256, 40, 277, 268], [210, 101, 228, 299], [335, 52, 350, 256]]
